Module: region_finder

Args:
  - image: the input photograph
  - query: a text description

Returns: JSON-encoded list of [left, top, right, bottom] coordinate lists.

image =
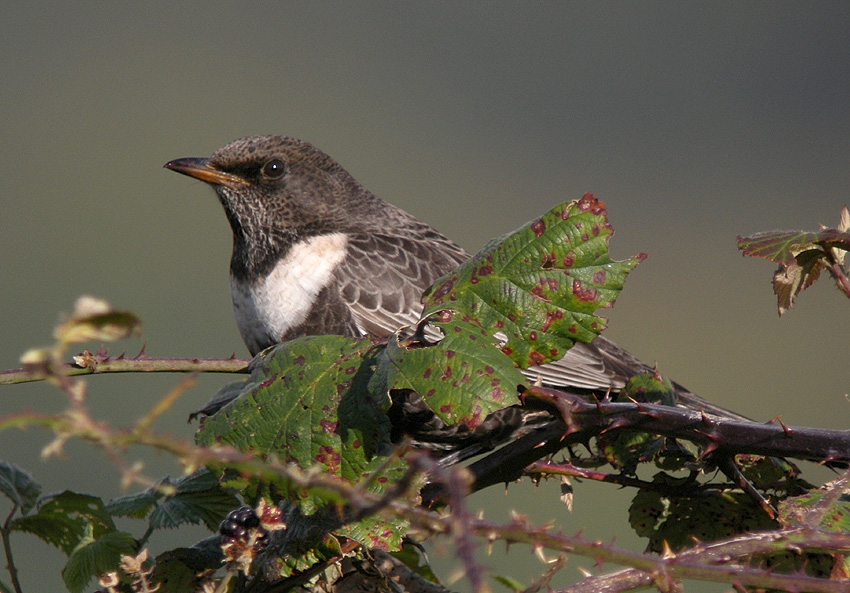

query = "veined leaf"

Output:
[[0, 461, 41, 515], [377, 318, 525, 428], [737, 209, 850, 315], [422, 194, 645, 369], [12, 491, 115, 555], [106, 469, 239, 531], [195, 336, 407, 505], [62, 526, 137, 593]]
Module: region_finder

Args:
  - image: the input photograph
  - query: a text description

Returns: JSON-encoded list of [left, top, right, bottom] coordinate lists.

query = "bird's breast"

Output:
[[230, 232, 350, 354]]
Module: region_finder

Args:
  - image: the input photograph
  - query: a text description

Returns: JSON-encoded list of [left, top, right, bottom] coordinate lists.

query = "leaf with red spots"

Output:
[[195, 335, 409, 548], [377, 318, 526, 428], [779, 488, 850, 532], [422, 194, 645, 369], [737, 207, 850, 315]]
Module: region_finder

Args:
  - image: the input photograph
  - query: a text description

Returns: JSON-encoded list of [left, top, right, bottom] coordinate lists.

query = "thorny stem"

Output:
[[2, 504, 23, 593], [526, 461, 709, 494], [825, 258, 850, 300], [0, 355, 250, 385], [443, 467, 487, 593]]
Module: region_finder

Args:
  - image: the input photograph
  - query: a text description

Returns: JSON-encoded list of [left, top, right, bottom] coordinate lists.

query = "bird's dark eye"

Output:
[[261, 158, 286, 179]]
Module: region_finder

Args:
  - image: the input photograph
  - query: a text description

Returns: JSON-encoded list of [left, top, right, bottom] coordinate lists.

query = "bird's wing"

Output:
[[523, 338, 628, 391], [525, 335, 749, 420], [337, 231, 746, 420], [337, 232, 469, 338], [338, 232, 635, 391], [338, 233, 646, 390]]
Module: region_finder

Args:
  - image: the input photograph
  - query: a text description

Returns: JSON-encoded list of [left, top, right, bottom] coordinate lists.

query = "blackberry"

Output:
[[219, 506, 263, 540], [219, 518, 247, 540]]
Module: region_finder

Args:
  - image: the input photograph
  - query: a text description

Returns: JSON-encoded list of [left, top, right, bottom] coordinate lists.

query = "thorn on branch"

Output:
[[602, 418, 631, 433], [699, 442, 720, 458], [777, 416, 793, 437], [628, 397, 663, 419], [693, 428, 721, 443]]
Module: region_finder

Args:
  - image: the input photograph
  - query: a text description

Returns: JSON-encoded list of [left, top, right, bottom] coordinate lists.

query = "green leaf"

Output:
[[12, 491, 115, 555], [148, 470, 240, 531], [629, 488, 666, 538], [0, 461, 41, 514], [603, 371, 676, 470], [422, 194, 645, 369], [196, 337, 407, 516], [737, 455, 802, 492], [619, 371, 676, 407], [335, 514, 407, 552], [377, 318, 525, 427], [62, 525, 137, 593], [107, 469, 239, 531], [779, 490, 850, 532], [104, 490, 159, 520]]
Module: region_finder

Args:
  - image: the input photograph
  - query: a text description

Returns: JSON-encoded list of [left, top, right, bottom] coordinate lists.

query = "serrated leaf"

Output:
[[107, 469, 239, 531], [629, 488, 666, 537], [737, 218, 850, 315], [736, 455, 800, 491], [336, 514, 407, 551], [149, 553, 202, 593], [737, 228, 850, 266], [0, 461, 41, 514], [104, 490, 159, 519], [771, 248, 825, 315], [378, 318, 525, 428], [62, 526, 137, 593], [148, 481, 238, 531], [12, 491, 115, 554], [422, 194, 645, 369], [196, 336, 405, 508], [54, 296, 141, 345]]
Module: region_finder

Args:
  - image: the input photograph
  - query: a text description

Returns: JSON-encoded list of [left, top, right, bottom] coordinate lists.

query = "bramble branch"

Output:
[[0, 350, 250, 385]]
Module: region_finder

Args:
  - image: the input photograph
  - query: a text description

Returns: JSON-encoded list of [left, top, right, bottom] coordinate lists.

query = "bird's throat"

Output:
[[229, 232, 350, 354]]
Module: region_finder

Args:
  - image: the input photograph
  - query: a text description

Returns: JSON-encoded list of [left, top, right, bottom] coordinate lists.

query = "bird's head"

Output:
[[165, 135, 382, 276], [166, 135, 377, 243]]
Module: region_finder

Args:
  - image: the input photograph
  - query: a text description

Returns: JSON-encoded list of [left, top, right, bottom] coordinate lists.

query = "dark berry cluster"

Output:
[[219, 505, 261, 539], [219, 502, 286, 573]]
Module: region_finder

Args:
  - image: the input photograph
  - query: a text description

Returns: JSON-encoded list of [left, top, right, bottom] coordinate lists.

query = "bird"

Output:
[[164, 135, 747, 448]]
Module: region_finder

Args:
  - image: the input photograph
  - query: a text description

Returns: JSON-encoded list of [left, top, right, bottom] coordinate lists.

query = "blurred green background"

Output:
[[1, 3, 848, 592]]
